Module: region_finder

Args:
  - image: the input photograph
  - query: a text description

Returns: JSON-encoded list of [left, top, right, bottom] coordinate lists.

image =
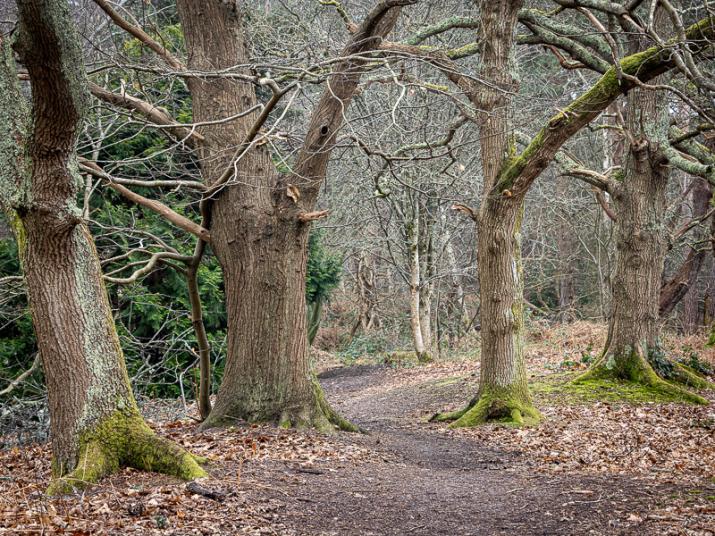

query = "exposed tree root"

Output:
[[47, 410, 206, 495], [313, 377, 363, 433], [430, 386, 541, 428], [575, 346, 710, 405], [200, 377, 361, 434], [670, 362, 715, 390]]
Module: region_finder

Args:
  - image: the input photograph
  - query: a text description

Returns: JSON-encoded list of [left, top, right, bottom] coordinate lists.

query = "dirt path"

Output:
[[3, 362, 711, 535], [236, 365, 693, 535]]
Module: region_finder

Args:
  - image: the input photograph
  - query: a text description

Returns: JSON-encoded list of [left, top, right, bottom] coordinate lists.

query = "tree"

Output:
[[548, 7, 715, 398], [0, 0, 205, 493], [430, 2, 715, 426], [306, 231, 342, 345], [173, 0, 413, 429]]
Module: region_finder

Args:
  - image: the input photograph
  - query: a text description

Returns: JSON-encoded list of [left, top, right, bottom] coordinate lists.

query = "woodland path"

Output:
[[3, 361, 710, 534], [238, 364, 691, 535]]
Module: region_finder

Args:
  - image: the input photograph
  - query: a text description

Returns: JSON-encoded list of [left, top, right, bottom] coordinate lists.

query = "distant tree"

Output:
[[306, 230, 342, 345]]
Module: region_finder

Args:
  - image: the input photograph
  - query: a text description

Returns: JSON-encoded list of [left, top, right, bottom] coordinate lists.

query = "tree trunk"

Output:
[[579, 50, 707, 399], [433, 0, 538, 427], [408, 208, 428, 361], [471, 194, 538, 423], [176, 0, 403, 430], [0, 1, 204, 494], [418, 202, 435, 354], [659, 178, 713, 320], [354, 251, 380, 334], [555, 176, 577, 321]]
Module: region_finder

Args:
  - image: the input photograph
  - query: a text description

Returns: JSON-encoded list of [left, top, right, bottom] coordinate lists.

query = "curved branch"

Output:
[[92, 0, 184, 71], [79, 161, 210, 242], [89, 82, 204, 146], [495, 15, 715, 196]]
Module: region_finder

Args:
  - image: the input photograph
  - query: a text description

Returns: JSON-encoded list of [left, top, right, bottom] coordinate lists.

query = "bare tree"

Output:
[[0, 0, 205, 493]]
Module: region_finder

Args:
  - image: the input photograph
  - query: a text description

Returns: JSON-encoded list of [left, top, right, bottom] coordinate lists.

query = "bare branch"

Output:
[[79, 161, 211, 242], [92, 0, 184, 70]]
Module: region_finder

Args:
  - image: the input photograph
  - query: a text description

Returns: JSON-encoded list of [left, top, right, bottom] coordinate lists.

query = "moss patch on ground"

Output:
[[531, 374, 711, 405]]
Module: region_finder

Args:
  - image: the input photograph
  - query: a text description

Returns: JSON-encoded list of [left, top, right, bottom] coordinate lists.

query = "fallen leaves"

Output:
[[0, 419, 378, 535]]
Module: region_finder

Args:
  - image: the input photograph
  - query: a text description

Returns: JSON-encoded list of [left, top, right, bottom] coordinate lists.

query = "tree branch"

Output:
[[79, 161, 210, 242], [88, 82, 204, 146], [92, 0, 184, 71], [495, 15, 715, 197]]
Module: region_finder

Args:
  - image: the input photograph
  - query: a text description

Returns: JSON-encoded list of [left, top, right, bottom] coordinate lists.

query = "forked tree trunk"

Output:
[[466, 0, 539, 426], [175, 0, 328, 429], [176, 0, 405, 430], [659, 178, 713, 320], [0, 1, 204, 494], [579, 54, 708, 400]]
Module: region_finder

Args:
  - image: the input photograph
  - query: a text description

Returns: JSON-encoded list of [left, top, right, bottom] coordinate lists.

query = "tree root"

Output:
[[430, 386, 540, 428], [575, 353, 710, 405], [200, 377, 361, 433], [671, 362, 715, 390], [313, 377, 363, 433], [272, 378, 363, 433], [47, 410, 206, 495]]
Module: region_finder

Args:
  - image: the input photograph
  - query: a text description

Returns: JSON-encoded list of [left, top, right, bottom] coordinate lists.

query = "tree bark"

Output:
[[354, 251, 380, 334], [0, 0, 204, 494], [579, 28, 708, 399], [418, 200, 435, 354], [175, 0, 408, 429], [432, 0, 539, 427], [407, 202, 430, 362]]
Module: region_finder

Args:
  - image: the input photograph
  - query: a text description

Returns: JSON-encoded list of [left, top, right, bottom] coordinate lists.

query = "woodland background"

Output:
[[0, 0, 715, 533]]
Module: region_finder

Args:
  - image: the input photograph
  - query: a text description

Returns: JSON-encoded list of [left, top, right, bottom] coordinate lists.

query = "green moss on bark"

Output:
[[47, 409, 206, 495], [575, 345, 709, 405], [431, 384, 541, 428]]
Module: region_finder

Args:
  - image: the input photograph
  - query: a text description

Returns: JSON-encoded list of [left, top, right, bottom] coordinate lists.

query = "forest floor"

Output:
[[2, 322, 715, 535]]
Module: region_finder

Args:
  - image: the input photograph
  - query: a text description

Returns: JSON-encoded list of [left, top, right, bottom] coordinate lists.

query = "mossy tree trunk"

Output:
[[578, 18, 710, 400], [0, 0, 205, 494], [588, 81, 671, 382], [175, 0, 409, 430], [433, 0, 539, 427], [467, 192, 540, 425], [431, 8, 715, 427]]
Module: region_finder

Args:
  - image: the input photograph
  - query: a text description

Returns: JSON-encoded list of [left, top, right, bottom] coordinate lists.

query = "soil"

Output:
[[236, 364, 714, 536], [2, 360, 714, 535]]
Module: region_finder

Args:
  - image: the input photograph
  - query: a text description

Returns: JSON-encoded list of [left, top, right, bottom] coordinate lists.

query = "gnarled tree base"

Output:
[[200, 377, 359, 433], [47, 409, 207, 495], [575, 346, 711, 405], [431, 385, 541, 428]]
